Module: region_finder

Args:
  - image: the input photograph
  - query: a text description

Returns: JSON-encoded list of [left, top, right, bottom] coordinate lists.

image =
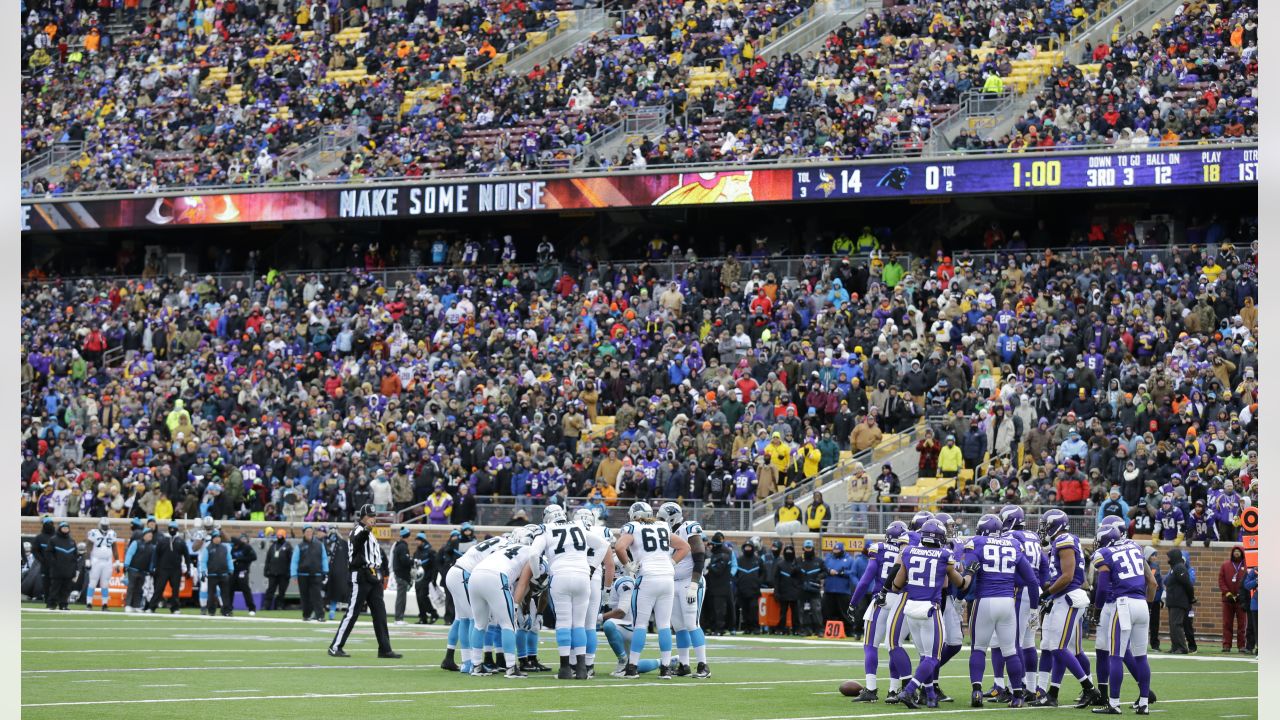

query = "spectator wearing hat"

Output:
[[798, 539, 824, 636], [231, 533, 258, 616], [263, 528, 292, 611], [1056, 459, 1090, 516], [822, 541, 855, 636], [412, 532, 440, 624], [735, 538, 763, 634], [33, 517, 56, 608], [392, 527, 414, 625], [199, 530, 234, 617], [804, 491, 831, 533], [424, 483, 453, 525], [291, 525, 329, 622], [1096, 487, 1129, 527], [452, 483, 478, 525], [47, 521, 79, 611], [849, 415, 883, 453], [149, 520, 187, 613], [123, 525, 157, 613], [703, 532, 736, 635], [937, 435, 964, 479], [772, 543, 803, 636]]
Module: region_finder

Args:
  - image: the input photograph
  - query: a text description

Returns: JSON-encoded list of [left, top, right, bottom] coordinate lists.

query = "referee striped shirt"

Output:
[[348, 525, 384, 571]]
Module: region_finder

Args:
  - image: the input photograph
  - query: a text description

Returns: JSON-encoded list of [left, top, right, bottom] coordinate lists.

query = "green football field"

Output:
[[20, 606, 1258, 720]]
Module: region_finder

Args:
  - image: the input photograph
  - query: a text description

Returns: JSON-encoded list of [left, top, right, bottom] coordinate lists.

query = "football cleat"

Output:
[[675, 663, 692, 677], [971, 690, 985, 708], [1093, 691, 1110, 707], [469, 666, 493, 677], [1074, 688, 1101, 708], [505, 666, 528, 679], [854, 688, 878, 703], [378, 652, 402, 659], [1134, 704, 1149, 715], [897, 689, 923, 709], [529, 658, 552, 672], [991, 687, 1013, 703], [586, 664, 595, 679], [658, 664, 674, 679], [1008, 694, 1024, 709], [1131, 690, 1157, 708], [693, 663, 711, 679], [558, 666, 575, 680], [933, 685, 952, 702], [479, 663, 500, 674], [612, 662, 628, 678], [441, 658, 461, 672], [1031, 695, 1058, 707], [1091, 705, 1121, 715], [623, 663, 639, 679], [326, 648, 349, 658], [885, 690, 901, 704], [575, 662, 590, 680]]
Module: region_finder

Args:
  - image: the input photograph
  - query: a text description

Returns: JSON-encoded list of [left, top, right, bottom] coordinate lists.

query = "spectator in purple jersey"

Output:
[[1154, 496, 1185, 543]]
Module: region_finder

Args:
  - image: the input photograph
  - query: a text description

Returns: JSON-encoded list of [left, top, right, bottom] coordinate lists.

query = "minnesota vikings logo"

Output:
[[653, 172, 756, 206], [816, 170, 836, 197], [146, 195, 241, 225], [876, 166, 911, 191]]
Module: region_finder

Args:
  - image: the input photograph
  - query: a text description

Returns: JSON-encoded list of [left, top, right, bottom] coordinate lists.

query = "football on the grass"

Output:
[[839, 680, 864, 697]]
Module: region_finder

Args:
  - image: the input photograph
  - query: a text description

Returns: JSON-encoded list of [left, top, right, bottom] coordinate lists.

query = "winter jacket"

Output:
[[1163, 549, 1195, 609]]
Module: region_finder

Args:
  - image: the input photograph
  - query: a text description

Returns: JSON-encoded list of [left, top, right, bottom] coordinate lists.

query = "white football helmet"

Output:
[[543, 504, 568, 525], [573, 508, 596, 529], [655, 501, 683, 527], [629, 501, 654, 521]]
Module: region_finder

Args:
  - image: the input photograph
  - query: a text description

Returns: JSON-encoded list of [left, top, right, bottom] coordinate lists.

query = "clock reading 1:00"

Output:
[[1011, 160, 1062, 188]]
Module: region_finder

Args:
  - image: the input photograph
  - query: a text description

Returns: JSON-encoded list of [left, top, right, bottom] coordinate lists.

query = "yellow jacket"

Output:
[[938, 445, 965, 473], [766, 441, 792, 472]]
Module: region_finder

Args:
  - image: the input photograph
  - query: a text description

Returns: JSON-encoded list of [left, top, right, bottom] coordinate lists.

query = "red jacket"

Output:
[[1218, 550, 1247, 598]]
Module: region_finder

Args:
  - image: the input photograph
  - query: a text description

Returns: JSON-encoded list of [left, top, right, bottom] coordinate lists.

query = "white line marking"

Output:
[[369, 700, 414, 704], [71, 679, 111, 683], [452, 705, 495, 709], [25, 664, 446, 675], [208, 689, 261, 693], [1220, 715, 1251, 718], [746, 696, 1260, 720], [531, 711, 579, 714], [19, 677, 856, 707], [139, 684, 187, 688], [619, 715, 661, 718]]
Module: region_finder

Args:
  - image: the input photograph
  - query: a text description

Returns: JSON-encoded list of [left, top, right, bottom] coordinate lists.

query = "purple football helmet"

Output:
[[1039, 509, 1070, 539], [919, 519, 947, 547], [909, 510, 935, 531], [1000, 504, 1026, 531], [1096, 523, 1124, 548], [885, 520, 910, 545], [976, 514, 1004, 537]]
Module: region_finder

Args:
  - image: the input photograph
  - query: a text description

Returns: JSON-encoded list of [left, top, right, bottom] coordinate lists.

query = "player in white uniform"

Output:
[[442, 534, 508, 674], [516, 556, 552, 673], [469, 525, 541, 679], [602, 575, 661, 675], [187, 517, 212, 610], [656, 502, 711, 678], [84, 518, 118, 610], [612, 501, 690, 679], [530, 505, 610, 679], [576, 507, 614, 677]]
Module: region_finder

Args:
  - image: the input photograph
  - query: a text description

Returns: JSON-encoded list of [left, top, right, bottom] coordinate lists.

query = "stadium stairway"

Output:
[[759, 0, 873, 60], [503, 7, 609, 77], [934, 0, 1188, 148]]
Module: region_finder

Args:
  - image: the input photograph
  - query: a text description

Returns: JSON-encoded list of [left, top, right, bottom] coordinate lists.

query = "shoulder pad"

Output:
[[964, 539, 976, 551]]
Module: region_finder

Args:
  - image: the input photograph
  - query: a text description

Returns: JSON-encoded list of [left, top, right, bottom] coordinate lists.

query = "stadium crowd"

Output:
[[21, 0, 1259, 194], [20, 211, 1258, 554]]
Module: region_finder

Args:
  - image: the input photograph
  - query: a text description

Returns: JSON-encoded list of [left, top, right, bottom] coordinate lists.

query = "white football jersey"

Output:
[[456, 536, 508, 573], [532, 520, 608, 577], [474, 542, 538, 579], [671, 520, 705, 581], [611, 576, 636, 626], [86, 528, 117, 561], [619, 520, 675, 578]]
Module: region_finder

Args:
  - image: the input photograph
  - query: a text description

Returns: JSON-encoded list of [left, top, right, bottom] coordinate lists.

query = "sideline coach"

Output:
[[328, 505, 401, 658]]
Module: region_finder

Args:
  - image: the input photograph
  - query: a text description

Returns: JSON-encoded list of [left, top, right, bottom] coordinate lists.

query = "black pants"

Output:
[[331, 569, 393, 654], [1168, 607, 1190, 652], [42, 571, 53, 606], [1247, 609, 1257, 651], [703, 592, 733, 633], [48, 575, 73, 609], [1217, 522, 1238, 542], [206, 574, 231, 615], [125, 570, 148, 609], [394, 575, 411, 621], [822, 591, 852, 636], [265, 574, 288, 610], [1184, 609, 1198, 652], [299, 575, 323, 620], [801, 595, 824, 635], [778, 599, 800, 633], [737, 591, 759, 632], [149, 570, 183, 612], [233, 572, 256, 612], [1148, 601, 1162, 649]]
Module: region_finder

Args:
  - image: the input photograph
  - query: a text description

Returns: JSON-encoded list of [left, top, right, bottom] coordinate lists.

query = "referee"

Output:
[[328, 505, 402, 659]]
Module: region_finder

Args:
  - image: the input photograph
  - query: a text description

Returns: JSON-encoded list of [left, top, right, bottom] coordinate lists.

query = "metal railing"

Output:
[[828, 503, 1102, 537], [21, 142, 83, 181], [394, 494, 757, 530], [19, 137, 1256, 202]]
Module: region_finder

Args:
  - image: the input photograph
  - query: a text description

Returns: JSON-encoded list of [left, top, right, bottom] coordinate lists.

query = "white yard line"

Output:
[[452, 704, 496, 709], [20, 677, 854, 707], [138, 684, 187, 688]]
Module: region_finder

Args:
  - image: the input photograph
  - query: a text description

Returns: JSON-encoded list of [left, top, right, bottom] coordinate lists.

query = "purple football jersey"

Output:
[[964, 535, 1022, 598], [899, 545, 953, 603], [1097, 540, 1148, 601], [1044, 533, 1085, 598]]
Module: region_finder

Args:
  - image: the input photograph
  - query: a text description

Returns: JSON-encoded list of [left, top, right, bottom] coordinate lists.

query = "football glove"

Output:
[[965, 561, 981, 577], [624, 561, 639, 577], [685, 583, 699, 606], [1038, 597, 1054, 616], [872, 590, 888, 608]]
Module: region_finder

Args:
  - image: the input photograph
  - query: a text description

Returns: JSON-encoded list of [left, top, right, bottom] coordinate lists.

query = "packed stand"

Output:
[[21, 0, 568, 194], [618, 0, 1094, 166], [19, 219, 1257, 543], [952, 0, 1258, 152]]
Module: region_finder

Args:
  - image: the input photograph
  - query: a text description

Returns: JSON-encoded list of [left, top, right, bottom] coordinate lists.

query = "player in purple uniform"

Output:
[[927, 512, 963, 703], [847, 521, 909, 702], [984, 504, 1041, 702], [1090, 515, 1131, 706], [1091, 524, 1158, 715], [1031, 509, 1100, 707], [887, 519, 974, 709], [1154, 496, 1184, 543], [965, 514, 1039, 708]]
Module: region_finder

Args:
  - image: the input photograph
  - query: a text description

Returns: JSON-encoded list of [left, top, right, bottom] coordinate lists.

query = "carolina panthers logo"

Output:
[[816, 170, 836, 197], [876, 166, 911, 191]]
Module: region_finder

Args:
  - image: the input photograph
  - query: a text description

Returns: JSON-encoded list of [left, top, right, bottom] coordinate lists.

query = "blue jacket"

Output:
[[1243, 569, 1258, 610], [823, 552, 856, 594], [850, 552, 870, 585]]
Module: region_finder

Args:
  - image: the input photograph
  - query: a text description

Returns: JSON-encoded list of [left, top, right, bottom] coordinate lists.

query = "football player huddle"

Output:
[[846, 506, 1159, 714], [438, 501, 712, 681]]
